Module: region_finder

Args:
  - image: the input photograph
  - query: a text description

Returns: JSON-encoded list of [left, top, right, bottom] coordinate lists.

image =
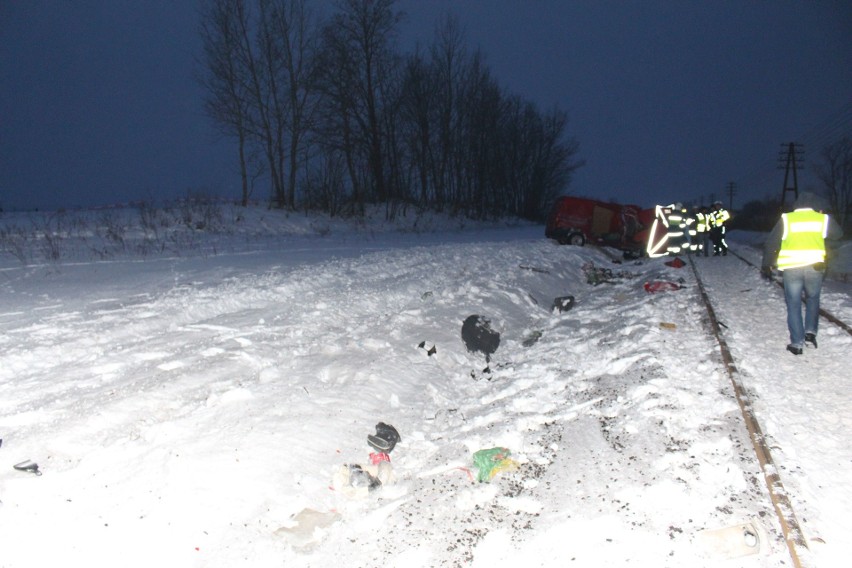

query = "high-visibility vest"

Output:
[[777, 209, 829, 270], [682, 210, 696, 235], [695, 212, 709, 232], [711, 208, 730, 227]]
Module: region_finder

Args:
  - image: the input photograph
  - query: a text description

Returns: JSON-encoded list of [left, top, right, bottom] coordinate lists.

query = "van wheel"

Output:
[[568, 233, 586, 246]]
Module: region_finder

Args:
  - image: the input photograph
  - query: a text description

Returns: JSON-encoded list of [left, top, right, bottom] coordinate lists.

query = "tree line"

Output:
[[199, 0, 582, 221]]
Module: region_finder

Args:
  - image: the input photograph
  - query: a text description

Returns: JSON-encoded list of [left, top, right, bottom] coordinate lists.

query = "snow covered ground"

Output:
[[0, 207, 849, 568]]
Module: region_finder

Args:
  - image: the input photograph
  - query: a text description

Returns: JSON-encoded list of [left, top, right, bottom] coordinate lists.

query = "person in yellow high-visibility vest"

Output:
[[709, 201, 731, 255], [694, 205, 711, 256], [761, 192, 842, 355]]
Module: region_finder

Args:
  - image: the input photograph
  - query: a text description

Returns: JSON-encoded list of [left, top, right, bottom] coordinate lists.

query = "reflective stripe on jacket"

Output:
[[777, 209, 828, 270], [711, 208, 730, 227]]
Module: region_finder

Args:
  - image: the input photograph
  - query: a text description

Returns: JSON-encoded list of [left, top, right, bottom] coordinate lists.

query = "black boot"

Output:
[[805, 333, 817, 349]]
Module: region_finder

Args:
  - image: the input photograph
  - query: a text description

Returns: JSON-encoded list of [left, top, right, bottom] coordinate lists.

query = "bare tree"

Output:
[[316, 0, 401, 214], [199, 0, 254, 206], [429, 14, 467, 211], [200, 0, 284, 206], [200, 0, 320, 209], [814, 136, 852, 232], [399, 48, 437, 207], [199, 0, 582, 220], [271, 0, 319, 209]]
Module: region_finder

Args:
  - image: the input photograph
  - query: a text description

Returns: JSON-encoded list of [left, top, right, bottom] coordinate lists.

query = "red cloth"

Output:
[[644, 280, 683, 293]]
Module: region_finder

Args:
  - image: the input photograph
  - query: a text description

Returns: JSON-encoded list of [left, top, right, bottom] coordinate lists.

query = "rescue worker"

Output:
[[761, 192, 841, 355], [664, 203, 685, 255], [682, 205, 697, 253], [646, 204, 671, 258], [709, 201, 730, 256], [694, 206, 711, 256]]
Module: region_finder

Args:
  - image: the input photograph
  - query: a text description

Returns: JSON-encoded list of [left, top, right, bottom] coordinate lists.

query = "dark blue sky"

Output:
[[2, 0, 851, 211]]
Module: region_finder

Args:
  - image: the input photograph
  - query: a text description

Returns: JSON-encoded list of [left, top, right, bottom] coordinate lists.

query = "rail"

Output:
[[727, 248, 852, 336], [688, 253, 809, 568]]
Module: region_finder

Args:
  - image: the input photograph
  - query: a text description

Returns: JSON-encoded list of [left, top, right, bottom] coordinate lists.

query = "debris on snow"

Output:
[[13, 460, 42, 476], [473, 447, 519, 483], [551, 295, 576, 313], [521, 330, 543, 347], [417, 340, 437, 356], [581, 261, 637, 285], [644, 280, 684, 293], [273, 508, 342, 550], [461, 314, 501, 362], [695, 518, 768, 560], [366, 422, 401, 453], [331, 462, 395, 499]]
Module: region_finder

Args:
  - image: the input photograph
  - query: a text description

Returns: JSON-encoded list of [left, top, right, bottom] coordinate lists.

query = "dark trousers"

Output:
[[710, 227, 727, 255], [699, 232, 711, 256]]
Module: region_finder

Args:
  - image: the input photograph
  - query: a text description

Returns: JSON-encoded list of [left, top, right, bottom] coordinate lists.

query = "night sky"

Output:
[[2, 1, 851, 212]]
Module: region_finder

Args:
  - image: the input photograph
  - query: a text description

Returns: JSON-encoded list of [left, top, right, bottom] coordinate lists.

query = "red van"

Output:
[[545, 196, 653, 253]]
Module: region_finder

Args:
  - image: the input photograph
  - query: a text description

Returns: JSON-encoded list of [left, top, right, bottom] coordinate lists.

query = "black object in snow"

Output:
[[14, 460, 42, 476], [418, 341, 437, 356], [367, 422, 401, 453], [347, 464, 382, 490], [461, 315, 500, 362], [552, 295, 575, 313]]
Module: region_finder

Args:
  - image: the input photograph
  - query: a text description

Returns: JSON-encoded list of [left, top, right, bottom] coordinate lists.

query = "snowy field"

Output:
[[0, 206, 850, 568]]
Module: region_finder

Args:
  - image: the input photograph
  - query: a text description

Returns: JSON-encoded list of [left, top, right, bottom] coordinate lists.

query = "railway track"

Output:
[[727, 248, 852, 336], [689, 248, 849, 568]]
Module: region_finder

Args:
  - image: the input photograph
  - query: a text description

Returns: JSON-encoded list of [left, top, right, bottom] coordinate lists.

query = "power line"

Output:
[[730, 100, 852, 203]]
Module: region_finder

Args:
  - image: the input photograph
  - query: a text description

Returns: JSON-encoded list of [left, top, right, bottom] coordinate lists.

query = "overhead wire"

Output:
[[718, 100, 852, 204]]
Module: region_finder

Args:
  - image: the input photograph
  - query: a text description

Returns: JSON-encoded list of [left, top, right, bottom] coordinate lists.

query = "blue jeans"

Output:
[[782, 266, 824, 347]]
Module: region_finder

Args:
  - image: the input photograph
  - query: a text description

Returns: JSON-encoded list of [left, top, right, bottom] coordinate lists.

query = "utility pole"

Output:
[[726, 182, 737, 211], [779, 142, 804, 208]]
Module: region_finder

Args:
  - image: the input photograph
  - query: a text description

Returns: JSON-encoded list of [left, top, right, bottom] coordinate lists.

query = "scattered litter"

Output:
[[454, 466, 476, 482], [644, 280, 684, 293], [274, 508, 342, 549], [332, 423, 401, 499], [659, 322, 677, 330], [470, 366, 493, 380], [665, 257, 686, 268], [519, 264, 550, 274], [696, 519, 766, 559], [461, 315, 500, 363], [582, 262, 636, 285], [551, 295, 575, 313], [367, 422, 400, 453], [13, 460, 42, 476], [369, 452, 391, 465], [332, 462, 395, 499], [472, 447, 518, 483], [417, 341, 437, 356], [521, 330, 543, 347]]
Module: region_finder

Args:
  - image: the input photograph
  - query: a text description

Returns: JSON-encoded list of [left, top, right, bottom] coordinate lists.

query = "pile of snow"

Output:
[[1, 207, 850, 567]]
